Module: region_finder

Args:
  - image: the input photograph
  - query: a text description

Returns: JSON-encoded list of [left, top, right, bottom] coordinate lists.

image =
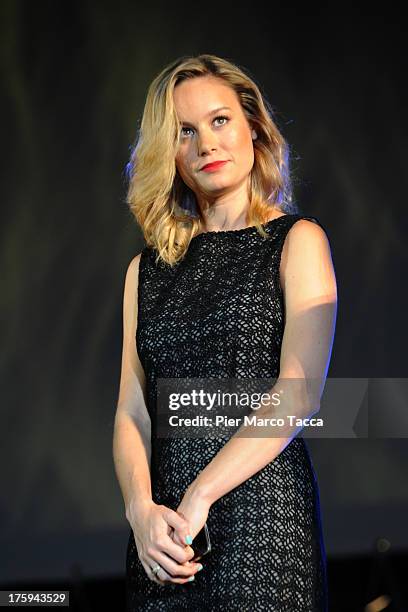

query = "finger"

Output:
[[156, 565, 196, 585], [154, 550, 200, 579], [164, 508, 193, 546], [140, 559, 166, 586], [169, 529, 195, 564], [171, 528, 187, 548], [161, 533, 196, 564], [144, 557, 196, 585]]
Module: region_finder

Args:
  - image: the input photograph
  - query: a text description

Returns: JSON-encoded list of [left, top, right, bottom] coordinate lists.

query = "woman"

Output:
[[113, 54, 337, 611]]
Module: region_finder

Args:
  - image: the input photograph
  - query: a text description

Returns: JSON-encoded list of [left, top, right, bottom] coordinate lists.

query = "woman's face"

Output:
[[173, 75, 255, 203]]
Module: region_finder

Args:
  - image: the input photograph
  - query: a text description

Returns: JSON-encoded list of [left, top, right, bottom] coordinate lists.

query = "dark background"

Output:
[[1, 2, 407, 609]]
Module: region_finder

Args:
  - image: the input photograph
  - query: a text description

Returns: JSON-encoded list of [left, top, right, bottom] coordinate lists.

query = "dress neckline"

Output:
[[190, 213, 294, 240]]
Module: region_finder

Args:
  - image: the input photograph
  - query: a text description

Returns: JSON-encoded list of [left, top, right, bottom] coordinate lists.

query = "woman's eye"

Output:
[[180, 116, 229, 137], [214, 115, 229, 126]]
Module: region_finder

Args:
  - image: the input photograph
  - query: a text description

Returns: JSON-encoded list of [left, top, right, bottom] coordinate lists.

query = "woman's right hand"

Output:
[[129, 499, 203, 585]]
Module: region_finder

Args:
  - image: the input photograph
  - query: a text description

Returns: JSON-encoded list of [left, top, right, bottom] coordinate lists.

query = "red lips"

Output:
[[200, 160, 228, 172]]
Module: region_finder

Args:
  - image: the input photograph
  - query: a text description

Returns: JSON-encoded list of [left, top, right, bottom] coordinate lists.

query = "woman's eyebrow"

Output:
[[180, 106, 232, 126]]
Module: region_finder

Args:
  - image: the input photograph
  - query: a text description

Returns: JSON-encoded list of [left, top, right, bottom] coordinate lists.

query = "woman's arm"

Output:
[[113, 255, 201, 584], [113, 254, 153, 523], [178, 219, 338, 516]]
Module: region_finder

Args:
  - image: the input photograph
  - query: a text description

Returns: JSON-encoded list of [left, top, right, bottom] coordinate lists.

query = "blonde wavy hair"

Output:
[[126, 53, 298, 266]]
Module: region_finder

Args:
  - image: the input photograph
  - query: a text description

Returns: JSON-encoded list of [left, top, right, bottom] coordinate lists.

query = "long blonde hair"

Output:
[[126, 54, 298, 266]]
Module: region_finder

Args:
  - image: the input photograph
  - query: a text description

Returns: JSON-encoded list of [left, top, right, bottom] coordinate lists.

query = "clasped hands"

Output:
[[132, 485, 210, 586]]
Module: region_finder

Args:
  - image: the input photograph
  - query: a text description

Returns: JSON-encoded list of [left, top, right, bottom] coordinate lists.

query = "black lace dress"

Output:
[[126, 213, 329, 611]]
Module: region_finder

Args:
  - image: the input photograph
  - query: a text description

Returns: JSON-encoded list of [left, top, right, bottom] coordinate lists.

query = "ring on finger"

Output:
[[151, 563, 161, 576]]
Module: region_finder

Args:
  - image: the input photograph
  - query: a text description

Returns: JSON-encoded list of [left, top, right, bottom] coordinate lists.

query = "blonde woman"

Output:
[[113, 54, 337, 611]]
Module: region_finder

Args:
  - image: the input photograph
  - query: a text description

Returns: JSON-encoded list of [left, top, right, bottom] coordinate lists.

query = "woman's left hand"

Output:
[[171, 486, 211, 548]]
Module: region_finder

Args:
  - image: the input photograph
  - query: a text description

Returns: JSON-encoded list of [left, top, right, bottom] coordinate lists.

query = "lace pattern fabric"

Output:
[[126, 214, 329, 611]]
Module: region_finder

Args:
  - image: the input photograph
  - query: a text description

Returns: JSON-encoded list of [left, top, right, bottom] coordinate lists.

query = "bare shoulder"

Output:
[[281, 218, 331, 265], [286, 217, 329, 242], [123, 253, 142, 311], [280, 218, 336, 297], [126, 253, 142, 286]]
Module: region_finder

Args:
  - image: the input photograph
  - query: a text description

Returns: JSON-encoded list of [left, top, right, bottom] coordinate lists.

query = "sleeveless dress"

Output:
[[126, 213, 329, 611]]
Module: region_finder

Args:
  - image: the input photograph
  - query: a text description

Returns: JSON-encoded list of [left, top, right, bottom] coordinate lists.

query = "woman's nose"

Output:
[[196, 130, 218, 156]]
